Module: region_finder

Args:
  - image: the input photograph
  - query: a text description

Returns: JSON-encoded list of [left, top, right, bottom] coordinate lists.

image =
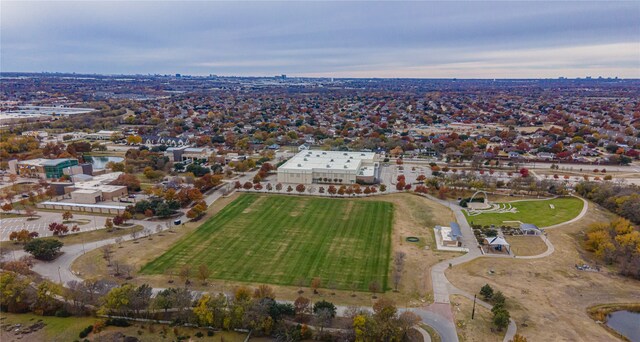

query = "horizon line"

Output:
[[0, 71, 635, 81]]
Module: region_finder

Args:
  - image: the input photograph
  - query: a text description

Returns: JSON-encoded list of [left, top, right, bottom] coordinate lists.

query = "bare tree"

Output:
[[398, 311, 421, 339], [313, 308, 333, 335], [393, 251, 406, 291], [155, 224, 163, 235], [101, 245, 113, 266], [311, 277, 321, 294], [179, 264, 192, 286], [368, 280, 381, 298], [130, 229, 138, 240], [121, 264, 133, 279], [113, 259, 122, 276], [197, 264, 211, 285]]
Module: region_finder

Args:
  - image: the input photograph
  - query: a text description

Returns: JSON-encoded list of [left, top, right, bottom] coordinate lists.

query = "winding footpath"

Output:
[[2, 185, 588, 342]]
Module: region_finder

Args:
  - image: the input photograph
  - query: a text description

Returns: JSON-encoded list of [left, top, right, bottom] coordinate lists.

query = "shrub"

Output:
[[24, 239, 64, 260], [79, 325, 93, 338], [207, 331, 214, 337], [480, 284, 494, 300], [55, 309, 71, 317], [195, 331, 204, 338], [105, 318, 131, 327]]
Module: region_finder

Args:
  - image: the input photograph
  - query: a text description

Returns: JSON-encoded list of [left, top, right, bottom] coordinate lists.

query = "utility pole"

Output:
[[471, 293, 477, 320], [58, 266, 62, 285]]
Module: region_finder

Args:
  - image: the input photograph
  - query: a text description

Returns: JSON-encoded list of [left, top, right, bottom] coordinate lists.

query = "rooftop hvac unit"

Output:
[[297, 164, 302, 167]]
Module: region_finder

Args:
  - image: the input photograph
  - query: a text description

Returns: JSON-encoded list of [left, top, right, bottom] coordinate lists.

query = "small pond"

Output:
[[607, 310, 640, 342], [85, 156, 124, 169]]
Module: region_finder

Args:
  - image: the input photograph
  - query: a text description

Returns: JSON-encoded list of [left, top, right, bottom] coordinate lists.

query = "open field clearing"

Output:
[[464, 197, 584, 227], [73, 193, 458, 306], [447, 202, 640, 342], [141, 194, 393, 291], [505, 236, 548, 257]]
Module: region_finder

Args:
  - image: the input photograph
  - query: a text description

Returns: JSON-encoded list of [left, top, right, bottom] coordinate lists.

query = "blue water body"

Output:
[[607, 310, 640, 342], [85, 156, 124, 169]]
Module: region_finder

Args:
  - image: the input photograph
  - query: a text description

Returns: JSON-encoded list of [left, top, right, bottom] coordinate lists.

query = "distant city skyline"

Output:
[[2, 1, 639, 78]]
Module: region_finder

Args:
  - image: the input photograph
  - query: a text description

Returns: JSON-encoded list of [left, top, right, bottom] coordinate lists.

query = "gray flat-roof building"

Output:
[[277, 150, 380, 185]]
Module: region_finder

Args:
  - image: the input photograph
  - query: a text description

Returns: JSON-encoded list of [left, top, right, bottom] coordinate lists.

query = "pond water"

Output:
[[607, 310, 640, 342], [85, 156, 124, 169]]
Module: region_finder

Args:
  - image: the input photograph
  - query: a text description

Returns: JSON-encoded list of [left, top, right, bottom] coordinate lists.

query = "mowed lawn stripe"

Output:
[[218, 197, 292, 279], [142, 194, 393, 291], [141, 195, 254, 273]]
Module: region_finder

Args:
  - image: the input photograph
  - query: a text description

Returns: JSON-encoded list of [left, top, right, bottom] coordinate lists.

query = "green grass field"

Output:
[[464, 197, 584, 227], [141, 194, 393, 291]]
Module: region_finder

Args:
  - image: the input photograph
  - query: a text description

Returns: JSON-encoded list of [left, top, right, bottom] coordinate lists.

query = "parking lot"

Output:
[[0, 212, 107, 241]]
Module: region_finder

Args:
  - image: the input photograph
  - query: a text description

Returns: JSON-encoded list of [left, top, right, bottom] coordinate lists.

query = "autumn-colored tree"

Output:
[[510, 334, 529, 342], [296, 184, 306, 193], [112, 215, 124, 226], [62, 211, 73, 222], [327, 185, 337, 195], [310, 277, 321, 294], [2, 202, 14, 212], [104, 218, 114, 231], [253, 284, 276, 299], [126, 135, 143, 145], [9, 229, 39, 244], [294, 296, 311, 318], [48, 222, 69, 236], [197, 264, 211, 285]]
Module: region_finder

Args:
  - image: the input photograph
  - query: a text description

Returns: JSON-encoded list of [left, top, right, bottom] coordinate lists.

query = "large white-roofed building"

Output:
[[277, 150, 380, 185]]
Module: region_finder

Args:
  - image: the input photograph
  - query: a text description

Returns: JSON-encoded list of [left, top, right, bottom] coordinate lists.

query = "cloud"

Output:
[[1, 1, 638, 77]]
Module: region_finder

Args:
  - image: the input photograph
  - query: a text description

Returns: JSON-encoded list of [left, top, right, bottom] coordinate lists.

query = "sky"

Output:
[[1, 1, 639, 78]]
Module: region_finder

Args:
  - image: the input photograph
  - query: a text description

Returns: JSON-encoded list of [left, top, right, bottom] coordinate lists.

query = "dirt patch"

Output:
[[451, 295, 503, 342], [341, 201, 355, 220], [241, 194, 265, 214], [289, 199, 308, 217], [506, 236, 548, 257]]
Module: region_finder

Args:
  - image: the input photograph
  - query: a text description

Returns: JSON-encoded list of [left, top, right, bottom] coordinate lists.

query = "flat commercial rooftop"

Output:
[[40, 201, 127, 210], [279, 150, 376, 172]]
